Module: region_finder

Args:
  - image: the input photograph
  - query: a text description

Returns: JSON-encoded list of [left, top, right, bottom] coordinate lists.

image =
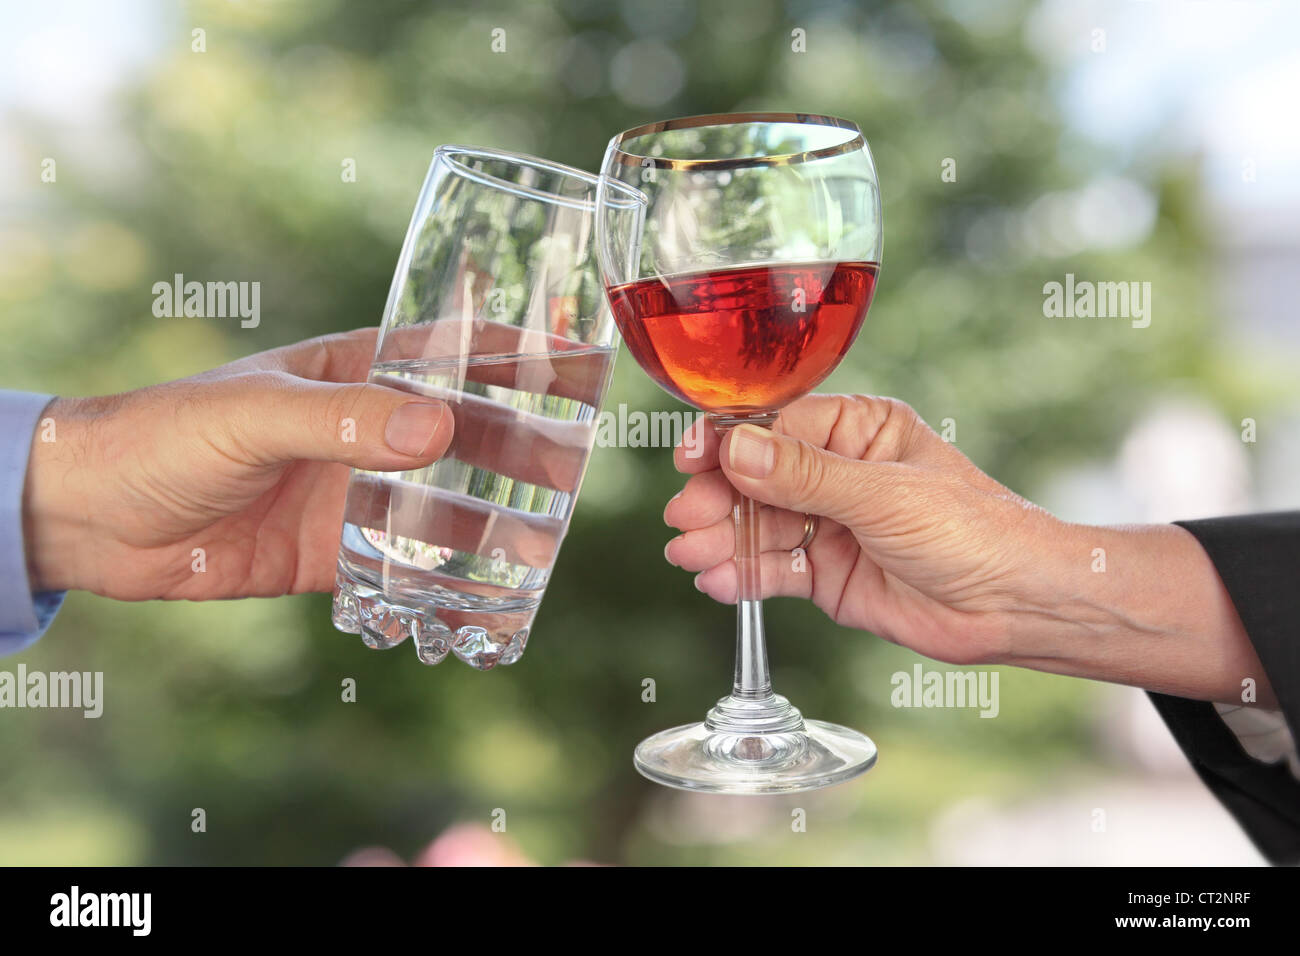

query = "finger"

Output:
[[673, 415, 722, 473], [214, 371, 454, 471], [371, 376, 593, 493], [664, 469, 734, 530], [244, 322, 613, 405], [292, 327, 381, 383], [693, 550, 816, 603], [771, 393, 911, 462], [265, 335, 599, 492], [342, 475, 563, 570], [669, 395, 896, 476], [376, 319, 613, 406], [214, 328, 380, 384], [665, 507, 816, 572], [719, 424, 920, 528], [773, 393, 1006, 496]]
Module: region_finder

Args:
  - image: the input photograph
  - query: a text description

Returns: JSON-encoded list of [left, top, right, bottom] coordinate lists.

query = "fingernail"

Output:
[[664, 537, 679, 565], [693, 573, 706, 593], [385, 402, 445, 457], [728, 425, 775, 478], [664, 491, 683, 526]]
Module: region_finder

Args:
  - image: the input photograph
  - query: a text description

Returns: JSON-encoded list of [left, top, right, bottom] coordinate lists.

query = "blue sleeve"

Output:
[[0, 390, 67, 655]]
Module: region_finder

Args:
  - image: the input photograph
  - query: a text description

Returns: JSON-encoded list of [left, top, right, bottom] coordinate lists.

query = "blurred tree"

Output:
[[0, 0, 1252, 864]]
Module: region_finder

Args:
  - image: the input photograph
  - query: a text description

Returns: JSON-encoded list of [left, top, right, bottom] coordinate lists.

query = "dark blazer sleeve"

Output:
[[1147, 511, 1300, 865]]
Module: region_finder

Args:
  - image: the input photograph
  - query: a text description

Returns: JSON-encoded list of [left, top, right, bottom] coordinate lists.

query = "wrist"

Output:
[[1002, 520, 1270, 705], [22, 397, 92, 593]]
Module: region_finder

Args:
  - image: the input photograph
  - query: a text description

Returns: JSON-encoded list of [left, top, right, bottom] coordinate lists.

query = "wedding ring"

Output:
[[797, 514, 820, 552]]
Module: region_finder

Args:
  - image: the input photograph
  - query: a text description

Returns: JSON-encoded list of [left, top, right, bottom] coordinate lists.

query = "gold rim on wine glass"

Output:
[[608, 110, 866, 171]]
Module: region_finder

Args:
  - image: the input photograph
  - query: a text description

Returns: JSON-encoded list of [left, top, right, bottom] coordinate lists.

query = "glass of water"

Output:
[[331, 146, 644, 669]]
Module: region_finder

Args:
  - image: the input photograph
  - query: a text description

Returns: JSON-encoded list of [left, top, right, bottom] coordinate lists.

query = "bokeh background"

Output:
[[2, 0, 1297, 865]]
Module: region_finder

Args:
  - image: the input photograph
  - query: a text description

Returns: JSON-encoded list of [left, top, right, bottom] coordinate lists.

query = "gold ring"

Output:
[[797, 514, 820, 552]]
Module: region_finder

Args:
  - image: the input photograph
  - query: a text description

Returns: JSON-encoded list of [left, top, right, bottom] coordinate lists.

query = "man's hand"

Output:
[[23, 328, 453, 600]]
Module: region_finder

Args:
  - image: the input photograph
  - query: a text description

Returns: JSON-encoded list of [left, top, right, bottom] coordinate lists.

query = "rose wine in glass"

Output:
[[596, 113, 884, 793], [607, 261, 878, 412]]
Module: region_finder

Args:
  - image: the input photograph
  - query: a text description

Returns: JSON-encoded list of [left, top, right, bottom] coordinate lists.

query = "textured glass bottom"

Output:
[[332, 567, 532, 670], [633, 719, 877, 794]]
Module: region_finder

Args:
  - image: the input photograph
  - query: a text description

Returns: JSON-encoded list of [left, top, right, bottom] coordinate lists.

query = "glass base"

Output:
[[633, 713, 877, 795], [332, 568, 533, 669]]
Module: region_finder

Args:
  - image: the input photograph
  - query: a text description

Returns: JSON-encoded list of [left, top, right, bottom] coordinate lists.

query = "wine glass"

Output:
[[595, 112, 883, 794]]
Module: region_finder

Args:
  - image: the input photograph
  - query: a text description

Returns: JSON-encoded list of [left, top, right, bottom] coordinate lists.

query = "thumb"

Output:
[[719, 424, 895, 528], [222, 373, 454, 470]]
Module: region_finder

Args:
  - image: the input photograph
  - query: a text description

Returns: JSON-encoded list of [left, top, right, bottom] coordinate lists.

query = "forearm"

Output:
[[1005, 521, 1274, 707]]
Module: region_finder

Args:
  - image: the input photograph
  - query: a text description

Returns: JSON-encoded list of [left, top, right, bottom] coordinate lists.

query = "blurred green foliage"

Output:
[[0, 0, 1263, 864]]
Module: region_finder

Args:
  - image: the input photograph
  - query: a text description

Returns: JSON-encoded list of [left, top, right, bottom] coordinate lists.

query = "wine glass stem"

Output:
[[705, 413, 802, 736], [733, 489, 772, 700]]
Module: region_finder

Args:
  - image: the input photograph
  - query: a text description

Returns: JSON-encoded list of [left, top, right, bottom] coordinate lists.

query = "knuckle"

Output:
[[844, 393, 886, 439], [790, 440, 829, 505], [323, 382, 370, 438], [880, 395, 917, 419], [878, 397, 926, 459], [831, 394, 912, 460]]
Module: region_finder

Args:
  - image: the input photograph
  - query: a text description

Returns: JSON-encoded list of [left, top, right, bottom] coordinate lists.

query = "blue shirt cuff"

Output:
[[0, 390, 67, 655]]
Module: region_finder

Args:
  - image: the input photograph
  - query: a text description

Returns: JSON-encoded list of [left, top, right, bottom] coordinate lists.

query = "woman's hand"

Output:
[[23, 328, 453, 601], [663, 394, 1270, 705]]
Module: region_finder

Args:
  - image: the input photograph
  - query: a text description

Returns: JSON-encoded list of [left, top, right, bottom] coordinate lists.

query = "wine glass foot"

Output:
[[633, 719, 877, 795]]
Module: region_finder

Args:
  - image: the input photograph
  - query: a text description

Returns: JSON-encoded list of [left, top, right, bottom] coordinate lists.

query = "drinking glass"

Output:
[[596, 113, 883, 792], [332, 146, 643, 669]]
